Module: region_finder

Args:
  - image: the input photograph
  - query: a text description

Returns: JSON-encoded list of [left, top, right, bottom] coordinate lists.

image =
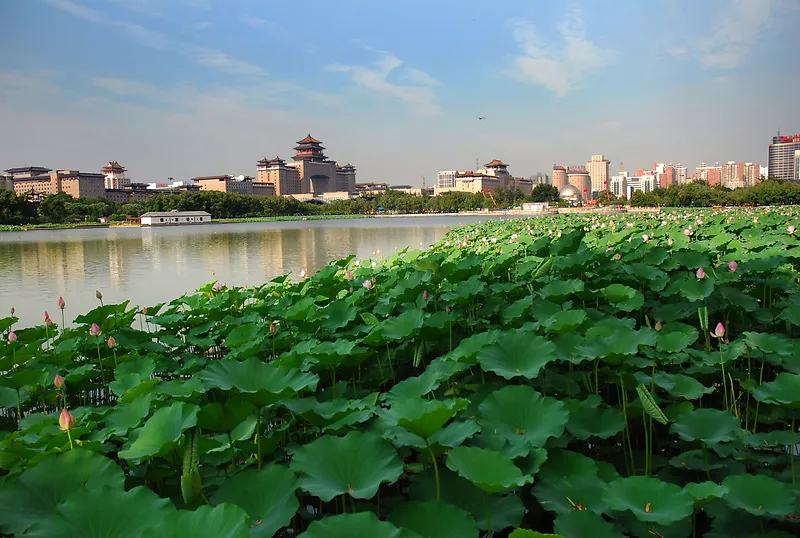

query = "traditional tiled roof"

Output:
[[485, 159, 507, 168], [102, 161, 125, 172], [297, 134, 321, 144]]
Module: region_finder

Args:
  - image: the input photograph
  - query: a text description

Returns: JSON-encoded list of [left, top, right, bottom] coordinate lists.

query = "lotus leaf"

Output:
[[669, 408, 741, 444], [445, 446, 533, 493], [509, 531, 565, 538], [603, 476, 694, 525], [553, 510, 625, 538], [199, 358, 319, 404], [748, 373, 800, 407], [477, 331, 557, 379], [299, 512, 409, 538], [721, 474, 798, 517], [118, 401, 199, 462], [291, 430, 403, 501], [163, 503, 250, 538], [212, 465, 299, 538], [388, 397, 467, 439], [477, 385, 568, 449], [389, 500, 478, 538]]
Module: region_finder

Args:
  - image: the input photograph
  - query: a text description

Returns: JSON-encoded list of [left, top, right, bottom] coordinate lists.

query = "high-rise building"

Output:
[[257, 157, 304, 196], [721, 161, 745, 189], [609, 172, 628, 197], [434, 160, 531, 196], [567, 167, 591, 198], [768, 133, 800, 181], [654, 163, 675, 189], [743, 163, 761, 186], [795, 150, 800, 181], [695, 162, 722, 185], [675, 164, 687, 184], [437, 171, 457, 189], [586, 154, 610, 198], [552, 166, 568, 190]]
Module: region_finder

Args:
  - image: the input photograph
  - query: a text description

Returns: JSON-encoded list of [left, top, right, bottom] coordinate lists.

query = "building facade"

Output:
[[257, 157, 305, 196], [567, 168, 591, 198], [102, 161, 131, 189], [743, 163, 760, 186], [437, 171, 457, 189], [675, 164, 688, 184], [609, 172, 629, 197], [141, 210, 211, 226], [768, 133, 800, 181], [195, 175, 275, 197], [434, 160, 526, 195], [552, 166, 568, 190], [10, 169, 105, 200], [586, 154, 610, 197]]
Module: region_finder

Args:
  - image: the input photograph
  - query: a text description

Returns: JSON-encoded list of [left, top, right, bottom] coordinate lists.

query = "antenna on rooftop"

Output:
[[422, 176, 426, 189], [619, 161, 625, 173]]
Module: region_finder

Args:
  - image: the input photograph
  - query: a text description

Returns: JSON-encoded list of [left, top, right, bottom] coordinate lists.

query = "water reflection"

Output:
[[0, 216, 511, 327]]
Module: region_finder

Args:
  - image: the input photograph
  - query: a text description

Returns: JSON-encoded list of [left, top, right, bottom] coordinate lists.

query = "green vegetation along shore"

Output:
[[1, 207, 799, 536]]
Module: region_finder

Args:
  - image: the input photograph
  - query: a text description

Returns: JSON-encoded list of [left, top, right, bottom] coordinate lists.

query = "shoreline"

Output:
[[0, 207, 658, 233]]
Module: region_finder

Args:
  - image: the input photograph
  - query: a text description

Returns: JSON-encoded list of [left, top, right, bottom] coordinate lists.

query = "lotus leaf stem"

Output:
[[482, 491, 493, 537], [425, 440, 441, 502]]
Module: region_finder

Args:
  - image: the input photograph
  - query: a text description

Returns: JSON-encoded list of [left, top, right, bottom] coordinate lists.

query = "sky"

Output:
[[1, 0, 799, 186]]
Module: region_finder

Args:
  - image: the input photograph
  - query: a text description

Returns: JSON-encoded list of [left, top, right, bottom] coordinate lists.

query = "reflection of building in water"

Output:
[[16, 240, 87, 284], [107, 241, 125, 288]]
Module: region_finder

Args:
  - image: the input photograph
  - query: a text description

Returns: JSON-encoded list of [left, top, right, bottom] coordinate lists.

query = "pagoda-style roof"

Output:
[[4, 166, 51, 174], [102, 161, 126, 172], [297, 134, 322, 144], [258, 156, 286, 166], [485, 159, 507, 168]]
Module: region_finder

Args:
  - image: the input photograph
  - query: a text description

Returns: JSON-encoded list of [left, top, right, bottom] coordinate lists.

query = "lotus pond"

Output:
[[1, 207, 800, 538]]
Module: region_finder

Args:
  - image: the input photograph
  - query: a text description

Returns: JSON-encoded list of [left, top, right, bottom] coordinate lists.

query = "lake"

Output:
[[0, 215, 521, 327]]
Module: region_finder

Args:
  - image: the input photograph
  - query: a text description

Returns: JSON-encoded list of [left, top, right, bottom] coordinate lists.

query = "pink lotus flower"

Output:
[[642, 234, 650, 242], [107, 336, 117, 349], [728, 260, 738, 273], [696, 267, 706, 279], [44, 312, 54, 327], [511, 233, 518, 240], [346, 269, 353, 280], [683, 229, 693, 236], [89, 323, 102, 337], [58, 296, 65, 310], [788, 225, 796, 234], [8, 331, 17, 343], [668, 238, 674, 246], [363, 279, 373, 290], [95, 290, 103, 300], [711, 322, 725, 339], [655, 321, 662, 332], [614, 253, 621, 261], [423, 290, 430, 301], [606, 247, 614, 252], [212, 281, 222, 291], [54, 374, 65, 389], [269, 322, 276, 334], [59, 408, 75, 432]]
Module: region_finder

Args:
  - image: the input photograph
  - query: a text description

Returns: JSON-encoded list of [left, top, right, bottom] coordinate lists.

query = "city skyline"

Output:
[[1, 0, 799, 186]]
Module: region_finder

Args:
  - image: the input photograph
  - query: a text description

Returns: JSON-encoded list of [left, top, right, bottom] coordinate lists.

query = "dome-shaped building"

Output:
[[559, 184, 582, 205]]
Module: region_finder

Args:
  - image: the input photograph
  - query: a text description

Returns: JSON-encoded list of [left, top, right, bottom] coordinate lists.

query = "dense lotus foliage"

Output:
[[2, 207, 800, 537]]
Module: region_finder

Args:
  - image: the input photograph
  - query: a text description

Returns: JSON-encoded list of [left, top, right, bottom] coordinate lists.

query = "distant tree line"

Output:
[[2, 179, 796, 226]]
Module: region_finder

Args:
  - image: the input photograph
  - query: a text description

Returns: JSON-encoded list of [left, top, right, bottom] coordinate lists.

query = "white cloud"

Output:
[[42, 0, 262, 76], [666, 46, 688, 57], [194, 21, 210, 30], [326, 50, 441, 116], [509, 10, 614, 96], [700, 0, 776, 68]]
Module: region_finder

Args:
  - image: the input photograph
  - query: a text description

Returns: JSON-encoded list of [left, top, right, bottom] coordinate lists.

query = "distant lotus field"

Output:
[[1, 207, 799, 537]]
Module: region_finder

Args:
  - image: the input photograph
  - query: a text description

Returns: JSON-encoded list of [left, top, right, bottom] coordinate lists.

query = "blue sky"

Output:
[[1, 0, 798, 185]]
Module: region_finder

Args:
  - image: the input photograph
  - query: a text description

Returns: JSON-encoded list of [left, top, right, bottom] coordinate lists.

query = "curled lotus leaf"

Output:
[[118, 401, 199, 463], [291, 431, 403, 502], [445, 446, 533, 493], [199, 358, 319, 404], [748, 373, 800, 408], [386, 397, 467, 439], [602, 476, 694, 526]]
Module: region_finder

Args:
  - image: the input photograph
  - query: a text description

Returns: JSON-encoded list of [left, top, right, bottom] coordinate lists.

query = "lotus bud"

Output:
[[299, 269, 306, 278], [696, 267, 706, 279], [54, 374, 65, 389], [788, 225, 796, 234], [59, 408, 75, 431], [606, 247, 614, 252], [711, 322, 725, 339], [346, 269, 353, 280], [10, 307, 15, 315], [668, 237, 674, 246], [58, 296, 66, 310], [44, 311, 54, 327], [107, 335, 117, 349], [683, 229, 692, 236], [142, 307, 148, 315], [728, 260, 738, 273], [89, 323, 102, 337], [642, 234, 650, 242], [95, 290, 103, 300], [423, 289, 430, 301], [269, 322, 276, 334], [614, 253, 621, 261], [363, 279, 373, 290], [8, 331, 17, 343], [655, 321, 662, 332], [212, 281, 222, 291]]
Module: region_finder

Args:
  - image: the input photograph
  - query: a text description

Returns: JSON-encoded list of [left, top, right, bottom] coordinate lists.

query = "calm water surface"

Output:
[[0, 216, 520, 327]]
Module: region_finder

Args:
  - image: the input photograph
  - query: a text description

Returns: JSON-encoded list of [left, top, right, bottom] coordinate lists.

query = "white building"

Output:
[[140, 210, 211, 226], [437, 171, 457, 189], [609, 172, 629, 197], [675, 164, 687, 184], [626, 175, 655, 199], [102, 161, 131, 189]]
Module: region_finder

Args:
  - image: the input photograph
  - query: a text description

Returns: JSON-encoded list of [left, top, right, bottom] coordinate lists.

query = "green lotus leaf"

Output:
[[656, 323, 699, 353], [387, 398, 467, 439], [163, 503, 250, 538], [445, 446, 533, 493], [211, 465, 299, 538], [291, 431, 403, 501], [198, 397, 256, 433], [477, 385, 568, 449], [684, 482, 729, 505], [743, 331, 795, 356], [299, 512, 407, 538], [553, 510, 625, 538], [542, 310, 587, 334], [0, 449, 125, 535], [477, 331, 557, 380], [104, 393, 154, 437], [679, 277, 714, 302], [389, 500, 478, 538], [601, 283, 644, 312], [649, 371, 714, 400], [119, 401, 199, 462], [533, 451, 610, 515], [199, 358, 319, 404], [669, 408, 740, 444], [321, 300, 358, 331], [429, 419, 481, 448], [603, 476, 694, 525], [539, 279, 584, 301], [408, 469, 525, 531], [24, 486, 172, 538], [722, 474, 798, 517], [448, 330, 502, 364], [381, 310, 426, 341], [748, 373, 800, 407], [509, 531, 565, 538], [564, 397, 625, 440]]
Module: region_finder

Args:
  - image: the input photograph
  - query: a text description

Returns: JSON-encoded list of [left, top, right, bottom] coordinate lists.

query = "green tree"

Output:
[[529, 184, 559, 203], [0, 190, 37, 225]]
